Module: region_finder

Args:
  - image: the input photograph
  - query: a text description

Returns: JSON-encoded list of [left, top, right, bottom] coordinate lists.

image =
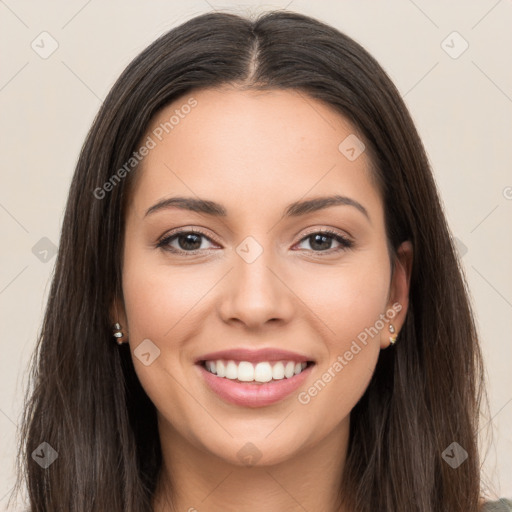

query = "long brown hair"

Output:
[[13, 10, 488, 511]]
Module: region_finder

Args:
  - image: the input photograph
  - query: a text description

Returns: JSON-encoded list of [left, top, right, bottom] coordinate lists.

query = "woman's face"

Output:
[[119, 87, 412, 466]]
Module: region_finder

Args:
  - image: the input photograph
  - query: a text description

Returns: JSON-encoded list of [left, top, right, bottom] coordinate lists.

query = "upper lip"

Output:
[[195, 348, 314, 364]]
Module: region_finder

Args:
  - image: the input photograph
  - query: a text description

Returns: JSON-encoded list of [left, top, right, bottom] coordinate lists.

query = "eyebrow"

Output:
[[144, 194, 370, 222]]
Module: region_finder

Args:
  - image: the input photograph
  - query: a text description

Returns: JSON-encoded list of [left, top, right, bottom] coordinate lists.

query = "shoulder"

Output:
[[480, 498, 512, 511]]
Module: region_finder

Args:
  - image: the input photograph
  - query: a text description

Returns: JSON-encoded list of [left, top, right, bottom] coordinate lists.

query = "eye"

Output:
[[156, 229, 218, 254], [294, 229, 353, 254]]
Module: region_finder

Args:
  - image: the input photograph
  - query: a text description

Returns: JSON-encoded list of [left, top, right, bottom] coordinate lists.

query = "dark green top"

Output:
[[482, 499, 512, 511]]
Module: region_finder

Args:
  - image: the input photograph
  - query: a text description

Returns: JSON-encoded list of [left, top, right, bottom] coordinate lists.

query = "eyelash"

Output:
[[156, 227, 354, 256]]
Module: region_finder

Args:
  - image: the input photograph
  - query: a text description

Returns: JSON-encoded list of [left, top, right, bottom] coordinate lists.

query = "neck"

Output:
[[152, 415, 350, 512]]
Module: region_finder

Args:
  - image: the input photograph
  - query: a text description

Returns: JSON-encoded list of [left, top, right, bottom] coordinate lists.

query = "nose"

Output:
[[218, 244, 295, 330]]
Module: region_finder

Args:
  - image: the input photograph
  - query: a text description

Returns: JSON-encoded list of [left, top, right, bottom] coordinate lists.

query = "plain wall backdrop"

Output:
[[0, 0, 511, 508]]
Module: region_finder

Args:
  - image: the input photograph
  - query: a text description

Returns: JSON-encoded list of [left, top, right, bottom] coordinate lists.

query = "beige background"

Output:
[[1, 0, 511, 508]]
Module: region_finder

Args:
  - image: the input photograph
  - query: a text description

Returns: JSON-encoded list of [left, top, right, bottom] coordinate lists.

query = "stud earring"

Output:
[[112, 322, 125, 345], [389, 324, 397, 345]]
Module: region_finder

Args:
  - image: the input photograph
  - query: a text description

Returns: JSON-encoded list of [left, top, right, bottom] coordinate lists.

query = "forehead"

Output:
[[128, 87, 382, 223]]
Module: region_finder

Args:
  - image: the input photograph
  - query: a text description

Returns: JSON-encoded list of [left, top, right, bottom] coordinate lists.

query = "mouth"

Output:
[[194, 349, 316, 407]]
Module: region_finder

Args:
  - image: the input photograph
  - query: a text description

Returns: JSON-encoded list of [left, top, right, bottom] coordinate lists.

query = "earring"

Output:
[[389, 324, 397, 345], [112, 322, 125, 345]]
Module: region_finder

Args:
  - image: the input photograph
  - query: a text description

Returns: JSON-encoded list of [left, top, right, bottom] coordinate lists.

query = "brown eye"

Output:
[[295, 230, 353, 253], [157, 230, 217, 254]]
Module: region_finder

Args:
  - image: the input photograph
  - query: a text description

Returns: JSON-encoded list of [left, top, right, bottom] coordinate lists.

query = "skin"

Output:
[[114, 86, 413, 512]]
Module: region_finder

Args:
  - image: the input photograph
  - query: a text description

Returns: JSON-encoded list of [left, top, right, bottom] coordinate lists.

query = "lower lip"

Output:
[[197, 363, 314, 408]]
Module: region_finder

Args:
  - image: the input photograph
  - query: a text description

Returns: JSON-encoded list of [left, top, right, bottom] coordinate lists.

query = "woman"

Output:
[[13, 9, 511, 512]]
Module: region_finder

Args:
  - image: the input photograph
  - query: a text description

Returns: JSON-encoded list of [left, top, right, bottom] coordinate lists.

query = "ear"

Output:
[[380, 240, 413, 349]]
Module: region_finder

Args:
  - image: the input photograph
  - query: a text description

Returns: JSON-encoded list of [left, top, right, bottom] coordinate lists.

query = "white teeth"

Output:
[[254, 362, 273, 382], [204, 359, 310, 382], [237, 361, 254, 382], [216, 360, 226, 378], [284, 361, 295, 378], [272, 362, 285, 380], [225, 361, 238, 379]]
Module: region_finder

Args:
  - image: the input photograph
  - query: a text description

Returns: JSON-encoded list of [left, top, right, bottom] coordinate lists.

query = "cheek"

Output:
[[120, 249, 208, 424], [122, 247, 209, 343], [297, 253, 390, 346], [292, 253, 390, 413], [120, 241, 202, 377]]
